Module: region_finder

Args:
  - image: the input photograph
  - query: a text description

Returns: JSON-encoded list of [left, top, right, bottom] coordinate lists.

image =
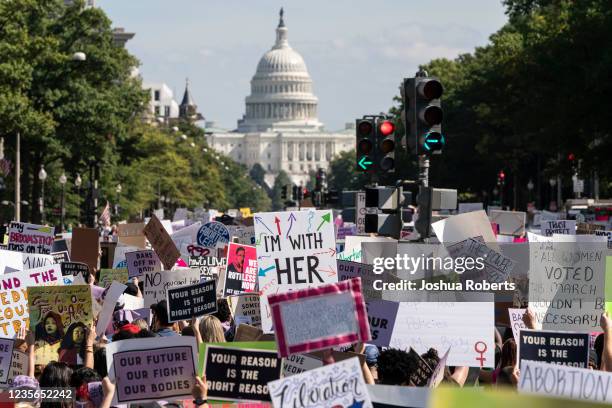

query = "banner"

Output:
[[27, 284, 93, 366], [0, 265, 65, 338], [541, 220, 576, 236], [519, 359, 612, 403], [223, 243, 257, 296], [203, 345, 282, 402], [268, 278, 370, 358], [389, 300, 495, 368], [366, 299, 399, 347], [255, 209, 338, 332], [0, 338, 14, 385], [268, 357, 373, 408], [99, 268, 129, 288], [143, 214, 181, 269], [106, 336, 198, 405], [7, 222, 54, 254], [519, 329, 589, 368], [143, 269, 201, 308], [166, 280, 217, 323], [125, 250, 162, 279], [227, 293, 261, 328]]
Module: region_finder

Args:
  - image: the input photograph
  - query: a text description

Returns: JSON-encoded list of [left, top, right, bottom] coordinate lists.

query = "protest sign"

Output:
[[368, 384, 429, 408], [268, 357, 373, 408], [366, 299, 399, 347], [458, 203, 484, 214], [428, 347, 450, 388], [22, 253, 54, 271], [223, 243, 257, 296], [0, 265, 65, 338], [340, 235, 393, 263], [519, 359, 612, 403], [408, 348, 434, 386], [336, 224, 357, 240], [189, 255, 224, 280], [519, 329, 589, 368], [509, 308, 527, 344], [489, 210, 526, 237], [166, 280, 217, 322], [389, 300, 495, 368], [204, 345, 282, 402], [6, 349, 27, 387], [227, 226, 255, 245], [432, 210, 499, 249], [99, 268, 129, 288], [594, 230, 612, 249], [0, 249, 22, 274], [529, 234, 606, 332], [117, 222, 146, 249], [338, 260, 400, 300], [255, 209, 338, 332], [106, 336, 198, 405], [7, 222, 54, 254], [446, 237, 516, 283], [541, 220, 576, 236], [0, 338, 14, 385], [112, 245, 139, 269], [227, 293, 261, 328], [71, 227, 100, 271], [51, 251, 69, 264], [143, 214, 181, 269], [143, 269, 200, 308], [28, 284, 93, 366], [282, 353, 322, 377], [96, 282, 127, 337], [197, 221, 230, 249], [267, 278, 370, 357], [60, 261, 90, 281], [125, 250, 161, 278], [170, 222, 202, 257], [234, 323, 263, 342]]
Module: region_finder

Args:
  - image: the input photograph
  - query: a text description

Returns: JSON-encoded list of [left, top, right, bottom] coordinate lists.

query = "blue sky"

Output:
[[99, 0, 508, 131]]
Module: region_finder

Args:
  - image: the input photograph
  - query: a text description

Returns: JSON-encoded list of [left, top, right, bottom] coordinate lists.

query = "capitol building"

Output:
[[205, 9, 354, 187]]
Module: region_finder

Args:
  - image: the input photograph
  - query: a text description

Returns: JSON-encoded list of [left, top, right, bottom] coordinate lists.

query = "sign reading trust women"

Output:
[[254, 210, 338, 332]]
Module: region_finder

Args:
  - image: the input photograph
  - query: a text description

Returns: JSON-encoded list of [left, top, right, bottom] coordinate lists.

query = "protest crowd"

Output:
[[0, 204, 611, 408]]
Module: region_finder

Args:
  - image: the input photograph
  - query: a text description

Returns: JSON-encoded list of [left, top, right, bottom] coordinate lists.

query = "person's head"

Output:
[[151, 300, 172, 329], [181, 326, 195, 337], [112, 323, 141, 341], [234, 247, 245, 265], [36, 312, 64, 342], [499, 338, 517, 369], [60, 322, 87, 351], [39, 362, 73, 388], [420, 348, 440, 371], [69, 367, 101, 389], [377, 349, 417, 385], [198, 315, 226, 343], [132, 318, 149, 331], [124, 282, 139, 297], [11, 375, 41, 407], [213, 299, 232, 324]]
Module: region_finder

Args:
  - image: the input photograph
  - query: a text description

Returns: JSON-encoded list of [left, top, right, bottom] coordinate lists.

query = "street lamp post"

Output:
[[59, 173, 67, 232], [75, 173, 82, 225], [115, 184, 122, 216], [38, 165, 47, 223]]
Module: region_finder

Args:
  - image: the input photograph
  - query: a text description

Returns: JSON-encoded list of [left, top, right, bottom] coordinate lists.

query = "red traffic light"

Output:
[[379, 120, 395, 136], [498, 170, 505, 180], [568, 153, 575, 161]]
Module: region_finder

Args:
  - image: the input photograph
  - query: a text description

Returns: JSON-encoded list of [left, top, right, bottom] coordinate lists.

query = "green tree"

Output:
[[271, 170, 291, 210]]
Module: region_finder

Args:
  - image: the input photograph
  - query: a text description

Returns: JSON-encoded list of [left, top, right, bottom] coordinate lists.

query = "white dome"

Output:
[[238, 9, 323, 132]]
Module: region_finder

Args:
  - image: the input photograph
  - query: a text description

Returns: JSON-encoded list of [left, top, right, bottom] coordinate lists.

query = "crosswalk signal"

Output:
[[356, 118, 375, 171], [403, 73, 444, 155], [377, 119, 396, 173]]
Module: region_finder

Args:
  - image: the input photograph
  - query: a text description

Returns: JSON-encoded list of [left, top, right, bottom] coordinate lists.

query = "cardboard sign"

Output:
[[0, 265, 65, 338], [117, 222, 146, 249], [509, 308, 527, 344], [541, 220, 576, 236], [227, 293, 261, 328], [197, 221, 230, 248], [234, 324, 263, 342], [71, 227, 100, 271], [0, 338, 14, 384], [282, 353, 322, 377], [99, 268, 129, 288], [203, 345, 282, 402], [268, 357, 373, 408], [489, 210, 526, 237], [223, 243, 257, 296], [143, 215, 180, 269], [60, 261, 90, 281], [408, 348, 434, 386], [189, 255, 224, 280], [7, 222, 54, 254], [166, 280, 217, 322], [96, 281, 127, 337], [106, 336, 198, 405], [6, 349, 27, 387], [28, 284, 93, 366], [125, 250, 162, 278], [519, 329, 589, 368], [519, 359, 612, 403], [389, 300, 495, 368], [143, 269, 201, 308], [267, 278, 370, 358], [365, 299, 399, 347], [255, 209, 338, 332]]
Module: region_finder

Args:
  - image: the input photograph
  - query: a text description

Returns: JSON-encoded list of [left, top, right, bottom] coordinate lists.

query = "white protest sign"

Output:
[[282, 353, 323, 377], [227, 293, 261, 328], [22, 253, 54, 271], [541, 220, 576, 236], [268, 357, 373, 408], [519, 360, 612, 403], [125, 250, 161, 278], [254, 209, 337, 332], [340, 235, 395, 263], [96, 281, 127, 337], [0, 338, 14, 385], [432, 210, 499, 250], [489, 210, 526, 237], [594, 230, 612, 248], [458, 203, 484, 214], [7, 222, 54, 254], [6, 349, 27, 387], [142, 269, 201, 307], [367, 384, 429, 408], [446, 237, 516, 283], [428, 347, 450, 388], [112, 245, 139, 269], [509, 308, 527, 344], [0, 249, 22, 274], [389, 301, 495, 368], [170, 221, 201, 257]]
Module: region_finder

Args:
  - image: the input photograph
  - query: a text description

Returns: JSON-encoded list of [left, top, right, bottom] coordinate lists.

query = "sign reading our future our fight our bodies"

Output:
[[254, 209, 338, 332]]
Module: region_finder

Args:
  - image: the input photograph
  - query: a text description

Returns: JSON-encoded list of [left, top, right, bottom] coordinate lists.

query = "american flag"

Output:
[[99, 201, 111, 227]]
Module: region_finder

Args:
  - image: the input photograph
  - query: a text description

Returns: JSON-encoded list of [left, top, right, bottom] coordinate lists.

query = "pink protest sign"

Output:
[[268, 277, 370, 358]]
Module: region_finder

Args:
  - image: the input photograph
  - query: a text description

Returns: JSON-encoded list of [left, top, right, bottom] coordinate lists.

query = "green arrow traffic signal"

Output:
[[358, 155, 373, 170], [423, 132, 445, 152]]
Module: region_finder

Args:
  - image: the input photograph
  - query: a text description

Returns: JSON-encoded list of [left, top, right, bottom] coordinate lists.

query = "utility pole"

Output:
[[15, 132, 20, 222]]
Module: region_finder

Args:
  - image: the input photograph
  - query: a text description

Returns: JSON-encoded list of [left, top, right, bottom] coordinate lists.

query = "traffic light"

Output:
[[403, 75, 444, 155], [281, 185, 288, 200], [292, 185, 299, 201], [414, 186, 432, 239], [364, 186, 403, 238], [377, 118, 396, 172], [497, 170, 505, 186], [356, 118, 375, 171]]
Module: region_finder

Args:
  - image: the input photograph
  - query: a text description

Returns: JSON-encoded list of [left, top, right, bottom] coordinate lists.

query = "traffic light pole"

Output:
[[418, 155, 429, 187]]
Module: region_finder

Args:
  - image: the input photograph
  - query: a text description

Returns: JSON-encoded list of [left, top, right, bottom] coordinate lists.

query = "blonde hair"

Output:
[[133, 318, 149, 331], [198, 315, 226, 343]]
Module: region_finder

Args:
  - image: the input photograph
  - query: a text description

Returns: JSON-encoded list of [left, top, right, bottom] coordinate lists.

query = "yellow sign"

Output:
[[239, 208, 252, 218]]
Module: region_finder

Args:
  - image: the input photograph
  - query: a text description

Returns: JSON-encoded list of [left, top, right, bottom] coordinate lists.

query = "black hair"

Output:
[[35, 311, 65, 345], [59, 322, 87, 356], [136, 329, 157, 338], [181, 326, 195, 337], [93, 347, 107, 378], [213, 298, 232, 324], [39, 361, 73, 388], [151, 300, 171, 327], [69, 367, 101, 389], [235, 247, 245, 254], [377, 348, 417, 385], [124, 282, 139, 296], [112, 328, 137, 342], [420, 348, 440, 370]]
